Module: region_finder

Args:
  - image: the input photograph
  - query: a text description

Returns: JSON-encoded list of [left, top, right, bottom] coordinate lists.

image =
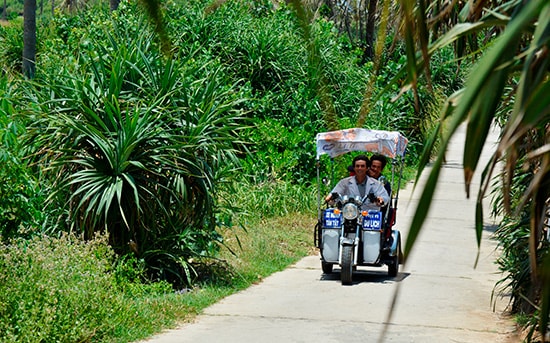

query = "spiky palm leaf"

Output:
[[392, 0, 550, 339]]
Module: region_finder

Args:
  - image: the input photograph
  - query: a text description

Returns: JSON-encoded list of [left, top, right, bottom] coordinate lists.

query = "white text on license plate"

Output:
[[363, 211, 382, 230]]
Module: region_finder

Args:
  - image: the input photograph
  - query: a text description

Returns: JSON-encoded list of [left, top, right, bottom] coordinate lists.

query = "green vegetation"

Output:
[[0, 214, 313, 342], [2, 0, 23, 20], [0, 0, 477, 341], [1, 234, 182, 342], [391, 0, 550, 340]]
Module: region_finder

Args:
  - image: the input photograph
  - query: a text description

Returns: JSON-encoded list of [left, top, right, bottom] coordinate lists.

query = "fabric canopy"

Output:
[[316, 128, 408, 159]]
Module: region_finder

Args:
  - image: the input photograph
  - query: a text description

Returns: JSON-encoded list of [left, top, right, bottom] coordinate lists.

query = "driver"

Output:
[[325, 155, 389, 211]]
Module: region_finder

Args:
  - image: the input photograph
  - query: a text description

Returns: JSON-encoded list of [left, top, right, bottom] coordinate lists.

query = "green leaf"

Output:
[[404, 150, 444, 259], [463, 69, 508, 196], [541, 253, 550, 339]]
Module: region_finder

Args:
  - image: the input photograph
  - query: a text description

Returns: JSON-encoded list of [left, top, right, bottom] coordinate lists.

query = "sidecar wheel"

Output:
[[388, 255, 399, 277], [321, 261, 333, 274], [341, 245, 353, 285], [388, 235, 400, 277]]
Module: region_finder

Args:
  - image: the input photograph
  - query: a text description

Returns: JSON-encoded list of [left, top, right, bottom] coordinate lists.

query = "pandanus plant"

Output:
[[24, 20, 248, 286]]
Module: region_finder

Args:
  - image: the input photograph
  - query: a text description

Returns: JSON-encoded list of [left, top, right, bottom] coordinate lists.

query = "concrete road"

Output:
[[139, 124, 518, 343]]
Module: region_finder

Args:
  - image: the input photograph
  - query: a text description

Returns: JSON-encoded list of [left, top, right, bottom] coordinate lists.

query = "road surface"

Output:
[[139, 124, 518, 342]]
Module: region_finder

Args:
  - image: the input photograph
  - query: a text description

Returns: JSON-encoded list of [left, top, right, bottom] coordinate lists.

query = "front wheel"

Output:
[[341, 245, 354, 285]]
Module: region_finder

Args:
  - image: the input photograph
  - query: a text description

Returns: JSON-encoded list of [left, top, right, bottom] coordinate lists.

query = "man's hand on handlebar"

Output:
[[368, 191, 384, 206], [325, 192, 339, 204]]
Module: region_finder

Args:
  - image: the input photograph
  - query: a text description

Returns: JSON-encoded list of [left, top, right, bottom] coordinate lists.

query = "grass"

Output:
[[219, 213, 317, 282], [0, 210, 316, 343], [0, 162, 411, 343]]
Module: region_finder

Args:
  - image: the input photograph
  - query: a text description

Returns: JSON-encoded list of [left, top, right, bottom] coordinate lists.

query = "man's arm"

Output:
[[372, 180, 389, 206], [325, 178, 348, 202]]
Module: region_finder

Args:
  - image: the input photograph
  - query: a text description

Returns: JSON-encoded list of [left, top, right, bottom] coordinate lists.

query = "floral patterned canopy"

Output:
[[316, 128, 408, 159]]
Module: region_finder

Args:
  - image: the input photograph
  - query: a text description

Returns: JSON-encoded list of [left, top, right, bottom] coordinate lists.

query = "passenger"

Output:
[[325, 155, 389, 211], [368, 154, 391, 196], [369, 154, 394, 249]]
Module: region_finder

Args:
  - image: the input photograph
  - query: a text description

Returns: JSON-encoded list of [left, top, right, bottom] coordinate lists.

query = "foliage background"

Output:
[[0, 0, 471, 341]]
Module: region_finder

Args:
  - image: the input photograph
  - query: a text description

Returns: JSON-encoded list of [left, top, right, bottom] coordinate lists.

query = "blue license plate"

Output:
[[363, 211, 382, 230], [322, 209, 341, 228]]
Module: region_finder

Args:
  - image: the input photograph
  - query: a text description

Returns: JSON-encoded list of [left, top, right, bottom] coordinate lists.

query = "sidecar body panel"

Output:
[[321, 228, 340, 263], [320, 208, 341, 263], [362, 231, 380, 263]]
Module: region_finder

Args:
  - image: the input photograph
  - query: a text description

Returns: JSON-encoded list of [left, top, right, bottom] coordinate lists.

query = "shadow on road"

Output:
[[483, 224, 499, 233], [320, 269, 410, 285]]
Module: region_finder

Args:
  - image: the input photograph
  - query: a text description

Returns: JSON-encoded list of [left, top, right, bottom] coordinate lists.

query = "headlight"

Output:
[[342, 203, 359, 220]]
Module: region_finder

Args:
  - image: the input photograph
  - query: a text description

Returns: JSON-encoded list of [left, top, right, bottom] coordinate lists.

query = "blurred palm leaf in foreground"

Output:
[[394, 0, 550, 339]]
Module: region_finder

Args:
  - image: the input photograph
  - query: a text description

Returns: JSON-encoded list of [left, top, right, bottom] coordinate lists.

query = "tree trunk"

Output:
[[364, 0, 377, 61], [110, 0, 120, 11], [23, 0, 36, 79]]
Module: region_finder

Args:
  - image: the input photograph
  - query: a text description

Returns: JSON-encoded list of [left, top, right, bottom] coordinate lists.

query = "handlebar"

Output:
[[327, 191, 381, 208]]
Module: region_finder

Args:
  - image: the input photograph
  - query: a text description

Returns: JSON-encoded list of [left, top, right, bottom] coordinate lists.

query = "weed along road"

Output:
[[140, 124, 518, 343]]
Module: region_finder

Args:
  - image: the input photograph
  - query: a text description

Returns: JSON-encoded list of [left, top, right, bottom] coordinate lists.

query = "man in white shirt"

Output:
[[325, 155, 389, 211]]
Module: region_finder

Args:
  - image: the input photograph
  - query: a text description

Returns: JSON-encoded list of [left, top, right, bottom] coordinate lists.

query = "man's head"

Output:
[[352, 155, 370, 180], [368, 154, 387, 179]]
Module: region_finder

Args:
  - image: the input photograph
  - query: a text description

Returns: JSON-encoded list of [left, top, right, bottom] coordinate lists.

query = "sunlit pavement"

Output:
[[138, 124, 518, 343]]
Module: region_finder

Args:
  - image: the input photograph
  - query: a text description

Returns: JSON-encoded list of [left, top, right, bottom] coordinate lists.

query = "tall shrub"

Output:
[[22, 4, 249, 286], [0, 77, 44, 240]]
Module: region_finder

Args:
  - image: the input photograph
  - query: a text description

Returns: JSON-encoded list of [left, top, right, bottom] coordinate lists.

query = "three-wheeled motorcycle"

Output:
[[314, 128, 408, 285]]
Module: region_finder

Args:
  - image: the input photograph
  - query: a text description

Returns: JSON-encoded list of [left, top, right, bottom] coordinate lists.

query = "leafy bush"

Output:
[[493, 165, 550, 318], [18, 3, 249, 287], [0, 20, 24, 73], [240, 119, 318, 184], [0, 152, 43, 240], [3, 0, 443, 290], [0, 234, 190, 343], [0, 78, 45, 240], [225, 177, 317, 220]]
